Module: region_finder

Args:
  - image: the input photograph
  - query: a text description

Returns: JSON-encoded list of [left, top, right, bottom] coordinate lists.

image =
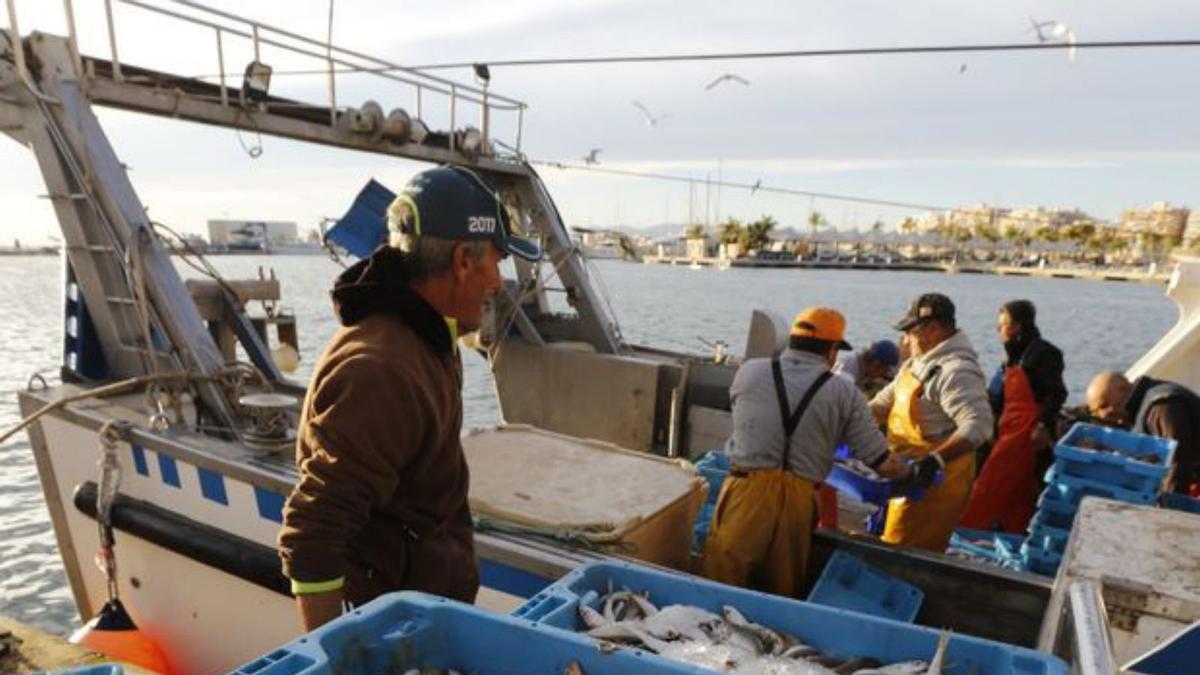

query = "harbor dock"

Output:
[[644, 256, 1171, 284]]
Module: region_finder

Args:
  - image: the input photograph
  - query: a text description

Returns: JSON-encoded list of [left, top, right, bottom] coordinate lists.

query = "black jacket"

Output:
[[989, 335, 1067, 430], [1127, 376, 1200, 494]]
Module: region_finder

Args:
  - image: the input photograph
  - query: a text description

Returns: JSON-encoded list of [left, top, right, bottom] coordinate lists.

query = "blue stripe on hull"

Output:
[[130, 445, 149, 476], [198, 467, 229, 505], [254, 487, 285, 523], [478, 558, 554, 599], [158, 454, 181, 488]]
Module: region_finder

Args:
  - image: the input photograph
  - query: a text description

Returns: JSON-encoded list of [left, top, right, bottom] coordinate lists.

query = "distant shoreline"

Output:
[[644, 255, 1171, 284]]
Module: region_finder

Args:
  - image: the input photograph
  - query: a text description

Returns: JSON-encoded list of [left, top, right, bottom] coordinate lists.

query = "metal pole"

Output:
[[252, 24, 260, 62], [481, 88, 490, 147], [416, 85, 422, 119], [516, 105, 525, 152], [215, 28, 227, 107], [449, 84, 457, 152], [103, 0, 123, 81], [325, 0, 336, 126], [1069, 580, 1118, 675], [62, 0, 83, 74]]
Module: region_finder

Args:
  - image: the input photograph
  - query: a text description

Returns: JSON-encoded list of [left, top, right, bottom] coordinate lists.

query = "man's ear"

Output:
[[450, 242, 470, 280]]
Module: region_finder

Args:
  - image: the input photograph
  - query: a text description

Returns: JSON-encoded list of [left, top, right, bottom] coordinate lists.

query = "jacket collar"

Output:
[[331, 246, 454, 354]]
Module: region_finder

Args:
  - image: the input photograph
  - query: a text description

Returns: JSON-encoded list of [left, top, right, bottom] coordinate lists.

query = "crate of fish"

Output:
[[1043, 466, 1159, 506], [1053, 422, 1176, 493], [807, 551, 924, 623], [513, 560, 1068, 675], [1034, 489, 1079, 531], [230, 591, 703, 675], [947, 528, 1026, 570]]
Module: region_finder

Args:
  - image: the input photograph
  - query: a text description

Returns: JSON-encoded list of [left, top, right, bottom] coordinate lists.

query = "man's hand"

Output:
[[296, 589, 344, 631], [1030, 422, 1053, 450], [890, 454, 941, 496]]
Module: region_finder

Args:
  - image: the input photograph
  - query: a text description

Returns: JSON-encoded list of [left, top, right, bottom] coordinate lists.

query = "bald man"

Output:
[[1086, 371, 1200, 495]]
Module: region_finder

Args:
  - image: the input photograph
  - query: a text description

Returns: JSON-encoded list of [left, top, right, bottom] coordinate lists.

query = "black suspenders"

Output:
[[771, 358, 834, 469]]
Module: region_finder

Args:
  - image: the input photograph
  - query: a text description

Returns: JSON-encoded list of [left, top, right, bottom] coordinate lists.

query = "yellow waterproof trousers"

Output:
[[882, 452, 974, 551], [881, 367, 976, 551], [701, 469, 816, 598]]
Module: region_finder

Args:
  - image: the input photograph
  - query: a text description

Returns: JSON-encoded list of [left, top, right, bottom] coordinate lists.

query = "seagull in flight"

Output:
[[1029, 17, 1078, 61], [750, 179, 762, 194], [583, 148, 602, 165], [632, 100, 671, 127], [958, 63, 968, 74], [705, 73, 751, 90]]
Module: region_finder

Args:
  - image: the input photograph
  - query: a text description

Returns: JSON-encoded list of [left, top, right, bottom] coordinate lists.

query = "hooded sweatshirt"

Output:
[[871, 330, 994, 450], [277, 247, 479, 605]]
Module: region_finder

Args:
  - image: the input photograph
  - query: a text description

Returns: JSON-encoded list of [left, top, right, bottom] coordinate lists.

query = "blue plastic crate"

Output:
[[1044, 467, 1158, 506], [1020, 544, 1063, 577], [1034, 489, 1079, 530], [808, 551, 924, 622], [513, 560, 1067, 675], [1160, 492, 1200, 514], [1053, 423, 1175, 494], [230, 592, 703, 675], [1025, 521, 1070, 556]]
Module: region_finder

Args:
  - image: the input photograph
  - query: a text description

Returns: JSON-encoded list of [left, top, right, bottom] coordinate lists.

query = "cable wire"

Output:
[[532, 160, 950, 212], [188, 38, 1200, 79]]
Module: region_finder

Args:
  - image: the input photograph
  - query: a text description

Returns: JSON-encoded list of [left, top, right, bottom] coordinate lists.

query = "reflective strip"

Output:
[[290, 577, 344, 595]]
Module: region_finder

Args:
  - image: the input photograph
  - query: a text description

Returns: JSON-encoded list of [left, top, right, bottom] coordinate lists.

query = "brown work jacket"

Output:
[[278, 248, 478, 605]]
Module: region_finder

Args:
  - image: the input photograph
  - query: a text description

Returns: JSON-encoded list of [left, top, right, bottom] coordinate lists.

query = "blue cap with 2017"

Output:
[[388, 165, 542, 261]]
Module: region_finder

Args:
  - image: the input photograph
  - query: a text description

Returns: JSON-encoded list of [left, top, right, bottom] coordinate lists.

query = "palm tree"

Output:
[[718, 218, 743, 245], [685, 224, 706, 240], [744, 215, 776, 251]]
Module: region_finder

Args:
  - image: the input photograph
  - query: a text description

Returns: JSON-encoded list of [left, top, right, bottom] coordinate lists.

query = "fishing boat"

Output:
[[5, 3, 1200, 674]]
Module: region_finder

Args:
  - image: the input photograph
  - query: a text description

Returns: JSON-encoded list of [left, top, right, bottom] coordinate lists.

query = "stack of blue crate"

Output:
[[1021, 422, 1176, 576]]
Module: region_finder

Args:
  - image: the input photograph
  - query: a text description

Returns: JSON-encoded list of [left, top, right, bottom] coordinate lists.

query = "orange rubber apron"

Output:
[[701, 365, 829, 597], [881, 367, 975, 551], [959, 365, 1040, 533]]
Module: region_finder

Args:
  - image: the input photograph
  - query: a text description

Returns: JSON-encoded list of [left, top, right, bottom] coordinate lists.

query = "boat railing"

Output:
[[6, 0, 528, 155]]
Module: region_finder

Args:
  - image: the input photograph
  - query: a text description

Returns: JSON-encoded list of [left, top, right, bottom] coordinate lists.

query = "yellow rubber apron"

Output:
[[881, 366, 975, 551], [701, 364, 830, 597]]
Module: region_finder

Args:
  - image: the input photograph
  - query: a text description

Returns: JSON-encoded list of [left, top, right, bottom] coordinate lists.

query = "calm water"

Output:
[[0, 255, 1177, 634]]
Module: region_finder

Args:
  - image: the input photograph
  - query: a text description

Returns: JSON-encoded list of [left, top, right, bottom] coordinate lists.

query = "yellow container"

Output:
[[463, 424, 708, 571]]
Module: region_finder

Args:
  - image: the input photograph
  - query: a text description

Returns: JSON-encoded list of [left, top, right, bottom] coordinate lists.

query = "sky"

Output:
[[3, 0, 1200, 245]]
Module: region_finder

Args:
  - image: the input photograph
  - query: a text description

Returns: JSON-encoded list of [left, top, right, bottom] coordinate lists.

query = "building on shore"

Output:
[[1119, 202, 1189, 240]]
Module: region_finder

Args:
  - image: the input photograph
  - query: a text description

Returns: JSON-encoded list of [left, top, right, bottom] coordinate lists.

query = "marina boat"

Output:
[[5, 3, 1200, 674]]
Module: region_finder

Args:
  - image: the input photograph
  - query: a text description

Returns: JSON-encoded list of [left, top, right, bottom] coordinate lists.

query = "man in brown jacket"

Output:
[[278, 165, 540, 630]]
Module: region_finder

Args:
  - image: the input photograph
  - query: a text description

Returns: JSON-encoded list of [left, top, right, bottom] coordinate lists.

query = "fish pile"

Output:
[[834, 458, 883, 481], [579, 588, 950, 674], [1073, 438, 1160, 464]]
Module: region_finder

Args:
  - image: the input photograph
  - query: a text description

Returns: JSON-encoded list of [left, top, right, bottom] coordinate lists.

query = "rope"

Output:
[[472, 515, 633, 552], [0, 366, 268, 446], [95, 420, 130, 602]]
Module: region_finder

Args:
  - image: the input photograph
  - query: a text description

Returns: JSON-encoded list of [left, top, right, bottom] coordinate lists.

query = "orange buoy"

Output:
[[70, 598, 171, 674]]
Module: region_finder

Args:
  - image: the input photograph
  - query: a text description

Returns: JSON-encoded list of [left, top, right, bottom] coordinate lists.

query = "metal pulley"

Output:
[[238, 392, 298, 453]]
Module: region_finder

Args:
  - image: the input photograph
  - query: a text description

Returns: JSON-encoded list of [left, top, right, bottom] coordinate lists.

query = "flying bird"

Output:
[[583, 148, 602, 165], [958, 63, 968, 74], [705, 73, 751, 90], [1029, 16, 1078, 61], [632, 100, 671, 127], [750, 179, 762, 194]]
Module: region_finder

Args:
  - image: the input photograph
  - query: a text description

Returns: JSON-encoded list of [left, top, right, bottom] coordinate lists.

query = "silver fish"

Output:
[[579, 603, 608, 630], [733, 656, 840, 675], [926, 630, 950, 675], [723, 605, 788, 655], [851, 661, 929, 675]]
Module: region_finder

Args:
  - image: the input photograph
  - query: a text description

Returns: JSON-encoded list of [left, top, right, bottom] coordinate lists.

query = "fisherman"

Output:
[[1085, 371, 1200, 495], [833, 339, 901, 398], [871, 293, 994, 551], [702, 307, 914, 597], [960, 300, 1066, 533], [278, 165, 541, 630]]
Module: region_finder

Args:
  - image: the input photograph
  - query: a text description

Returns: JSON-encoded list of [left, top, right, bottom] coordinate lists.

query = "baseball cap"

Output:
[[790, 306, 852, 350], [864, 339, 900, 367], [893, 293, 956, 332], [388, 165, 542, 261]]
